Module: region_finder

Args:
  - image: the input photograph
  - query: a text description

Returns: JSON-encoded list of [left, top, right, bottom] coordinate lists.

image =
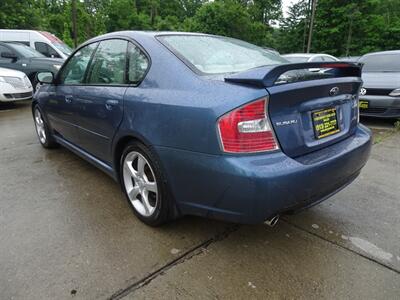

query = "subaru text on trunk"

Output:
[[32, 32, 372, 226]]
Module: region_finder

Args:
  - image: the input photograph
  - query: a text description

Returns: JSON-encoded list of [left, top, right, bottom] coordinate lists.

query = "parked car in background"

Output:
[[0, 42, 63, 91], [32, 32, 371, 227], [358, 50, 400, 118], [339, 56, 360, 62], [0, 67, 32, 102], [263, 47, 280, 55], [283, 53, 339, 73], [282, 53, 339, 63], [0, 30, 72, 59]]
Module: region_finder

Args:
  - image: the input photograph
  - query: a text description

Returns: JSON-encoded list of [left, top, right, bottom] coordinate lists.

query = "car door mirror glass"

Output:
[[37, 72, 54, 84]]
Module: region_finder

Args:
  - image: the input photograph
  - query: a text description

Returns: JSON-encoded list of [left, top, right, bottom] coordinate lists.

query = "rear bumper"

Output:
[[359, 95, 400, 118], [155, 125, 372, 224]]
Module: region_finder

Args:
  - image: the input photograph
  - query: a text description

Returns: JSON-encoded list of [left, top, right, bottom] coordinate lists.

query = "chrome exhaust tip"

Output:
[[264, 215, 279, 227]]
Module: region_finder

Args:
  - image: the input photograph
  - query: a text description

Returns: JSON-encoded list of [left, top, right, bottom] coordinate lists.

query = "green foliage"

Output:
[[275, 0, 400, 56], [0, 0, 399, 56]]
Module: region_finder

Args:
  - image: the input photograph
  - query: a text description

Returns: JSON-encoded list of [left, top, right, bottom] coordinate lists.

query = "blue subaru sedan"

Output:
[[33, 31, 372, 226]]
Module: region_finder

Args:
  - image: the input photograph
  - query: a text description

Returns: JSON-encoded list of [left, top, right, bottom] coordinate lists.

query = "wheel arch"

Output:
[[112, 134, 152, 181]]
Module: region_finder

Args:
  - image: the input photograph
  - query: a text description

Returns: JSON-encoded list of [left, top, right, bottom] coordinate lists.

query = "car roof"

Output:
[[283, 53, 333, 58], [361, 50, 400, 57], [84, 31, 236, 46]]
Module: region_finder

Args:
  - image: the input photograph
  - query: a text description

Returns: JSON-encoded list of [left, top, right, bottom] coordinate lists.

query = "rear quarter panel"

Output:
[[116, 34, 268, 155]]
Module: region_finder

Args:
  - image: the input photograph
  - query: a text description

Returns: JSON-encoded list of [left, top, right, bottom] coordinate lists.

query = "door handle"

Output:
[[65, 95, 73, 104], [105, 99, 119, 110]]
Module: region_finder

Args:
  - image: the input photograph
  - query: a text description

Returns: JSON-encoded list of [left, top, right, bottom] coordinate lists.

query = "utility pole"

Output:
[[72, 0, 77, 48], [306, 0, 317, 53], [303, 0, 312, 52]]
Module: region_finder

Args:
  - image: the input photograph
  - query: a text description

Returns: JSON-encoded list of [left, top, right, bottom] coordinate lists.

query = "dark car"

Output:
[[0, 42, 63, 91], [32, 32, 371, 226], [358, 50, 400, 118]]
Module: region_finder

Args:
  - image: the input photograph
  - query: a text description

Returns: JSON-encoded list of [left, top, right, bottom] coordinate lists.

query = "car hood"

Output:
[[0, 67, 26, 78], [361, 72, 400, 89]]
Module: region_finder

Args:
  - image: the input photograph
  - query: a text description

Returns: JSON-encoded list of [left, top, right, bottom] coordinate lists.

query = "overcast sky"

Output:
[[281, 0, 300, 17]]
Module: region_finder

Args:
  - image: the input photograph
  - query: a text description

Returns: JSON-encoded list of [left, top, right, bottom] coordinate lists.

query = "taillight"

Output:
[[217, 97, 279, 153]]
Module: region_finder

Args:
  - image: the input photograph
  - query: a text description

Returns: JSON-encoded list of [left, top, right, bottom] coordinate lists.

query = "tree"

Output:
[[274, 0, 310, 53], [188, 0, 273, 46]]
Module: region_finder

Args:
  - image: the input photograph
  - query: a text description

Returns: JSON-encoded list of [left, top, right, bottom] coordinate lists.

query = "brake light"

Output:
[[218, 98, 279, 153]]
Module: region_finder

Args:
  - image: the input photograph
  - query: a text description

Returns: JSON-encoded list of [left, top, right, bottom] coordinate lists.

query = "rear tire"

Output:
[[33, 105, 58, 148], [120, 141, 175, 226]]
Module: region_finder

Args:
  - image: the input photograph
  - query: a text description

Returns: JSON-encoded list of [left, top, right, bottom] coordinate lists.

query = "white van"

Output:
[[0, 30, 72, 59]]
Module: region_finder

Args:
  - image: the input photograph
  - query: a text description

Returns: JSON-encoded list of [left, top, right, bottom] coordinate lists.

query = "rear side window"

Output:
[[127, 43, 148, 84], [59, 42, 98, 84], [360, 53, 400, 72], [87, 39, 128, 85], [158, 35, 286, 74]]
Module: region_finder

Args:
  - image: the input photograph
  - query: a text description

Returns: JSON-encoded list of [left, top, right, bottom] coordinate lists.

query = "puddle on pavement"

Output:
[[347, 236, 394, 261], [308, 223, 395, 262]]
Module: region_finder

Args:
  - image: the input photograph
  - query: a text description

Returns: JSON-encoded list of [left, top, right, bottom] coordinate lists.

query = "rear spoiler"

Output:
[[224, 62, 362, 88]]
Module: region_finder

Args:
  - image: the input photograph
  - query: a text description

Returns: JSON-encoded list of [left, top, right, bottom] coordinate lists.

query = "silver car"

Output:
[[358, 50, 400, 118]]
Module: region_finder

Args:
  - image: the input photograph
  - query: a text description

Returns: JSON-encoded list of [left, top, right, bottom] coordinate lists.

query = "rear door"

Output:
[[70, 39, 129, 163]]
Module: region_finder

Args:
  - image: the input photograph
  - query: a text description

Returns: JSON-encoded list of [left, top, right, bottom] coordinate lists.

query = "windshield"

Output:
[[52, 42, 72, 56], [360, 53, 400, 72], [8, 43, 44, 58], [283, 56, 309, 63], [158, 35, 287, 74]]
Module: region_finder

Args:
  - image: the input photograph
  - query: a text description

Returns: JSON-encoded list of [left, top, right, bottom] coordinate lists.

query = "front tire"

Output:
[[120, 141, 174, 226], [33, 105, 58, 148]]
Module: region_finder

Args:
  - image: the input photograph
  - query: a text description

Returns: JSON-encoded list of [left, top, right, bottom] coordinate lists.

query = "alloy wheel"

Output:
[[123, 151, 158, 217], [34, 108, 47, 144]]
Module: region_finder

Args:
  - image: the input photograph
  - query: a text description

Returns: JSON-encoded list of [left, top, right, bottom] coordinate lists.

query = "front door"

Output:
[[44, 42, 98, 144]]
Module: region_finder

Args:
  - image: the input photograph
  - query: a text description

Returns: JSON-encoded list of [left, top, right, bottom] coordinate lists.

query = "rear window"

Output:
[[158, 35, 287, 74], [360, 53, 400, 72]]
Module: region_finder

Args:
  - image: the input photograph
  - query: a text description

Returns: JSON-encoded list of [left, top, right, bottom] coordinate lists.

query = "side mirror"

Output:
[[1, 52, 18, 61], [37, 72, 54, 84]]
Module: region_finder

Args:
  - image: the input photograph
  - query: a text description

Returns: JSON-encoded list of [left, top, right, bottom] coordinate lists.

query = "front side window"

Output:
[[59, 42, 98, 84], [87, 39, 128, 85], [158, 35, 287, 74], [35, 42, 61, 58], [35, 42, 49, 56], [128, 43, 149, 84]]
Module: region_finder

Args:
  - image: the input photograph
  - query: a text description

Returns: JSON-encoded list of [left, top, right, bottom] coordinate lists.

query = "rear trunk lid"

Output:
[[225, 62, 362, 158]]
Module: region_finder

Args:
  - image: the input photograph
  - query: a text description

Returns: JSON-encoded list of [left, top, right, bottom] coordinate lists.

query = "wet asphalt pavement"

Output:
[[0, 102, 399, 299]]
